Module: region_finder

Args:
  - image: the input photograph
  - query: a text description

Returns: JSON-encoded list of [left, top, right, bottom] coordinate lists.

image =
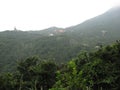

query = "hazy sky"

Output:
[[0, 0, 120, 31]]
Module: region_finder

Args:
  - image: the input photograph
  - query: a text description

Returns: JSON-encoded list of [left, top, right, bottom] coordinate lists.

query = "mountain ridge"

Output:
[[0, 6, 120, 72]]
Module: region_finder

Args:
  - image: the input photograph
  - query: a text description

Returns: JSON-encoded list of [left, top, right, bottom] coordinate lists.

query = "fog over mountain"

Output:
[[0, 6, 120, 72]]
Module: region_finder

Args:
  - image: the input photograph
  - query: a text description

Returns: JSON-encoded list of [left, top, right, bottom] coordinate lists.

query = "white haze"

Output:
[[0, 0, 120, 31]]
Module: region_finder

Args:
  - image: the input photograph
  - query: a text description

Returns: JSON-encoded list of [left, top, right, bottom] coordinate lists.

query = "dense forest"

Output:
[[0, 42, 120, 90], [0, 7, 120, 72], [0, 6, 120, 90]]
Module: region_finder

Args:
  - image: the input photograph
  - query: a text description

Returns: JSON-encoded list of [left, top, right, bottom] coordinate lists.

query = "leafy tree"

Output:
[[17, 56, 57, 90], [51, 42, 120, 90], [0, 73, 17, 90]]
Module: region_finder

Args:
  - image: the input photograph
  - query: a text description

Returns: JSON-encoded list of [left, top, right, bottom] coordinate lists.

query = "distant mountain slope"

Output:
[[67, 7, 120, 32], [28, 27, 65, 36], [65, 7, 120, 45], [0, 7, 120, 72]]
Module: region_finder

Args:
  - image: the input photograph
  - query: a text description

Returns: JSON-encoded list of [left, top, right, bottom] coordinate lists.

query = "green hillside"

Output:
[[0, 41, 120, 90], [0, 31, 82, 72], [0, 7, 120, 72]]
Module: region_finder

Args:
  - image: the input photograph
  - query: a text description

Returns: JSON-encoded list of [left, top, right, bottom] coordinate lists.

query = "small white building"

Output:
[[49, 33, 54, 36]]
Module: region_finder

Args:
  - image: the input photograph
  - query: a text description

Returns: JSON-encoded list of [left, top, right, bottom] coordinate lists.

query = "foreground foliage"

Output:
[[0, 57, 57, 90], [0, 42, 120, 90], [51, 42, 120, 90]]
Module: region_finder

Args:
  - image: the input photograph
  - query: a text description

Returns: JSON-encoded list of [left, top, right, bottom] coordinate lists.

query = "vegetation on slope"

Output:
[[0, 7, 120, 73], [0, 42, 120, 90]]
